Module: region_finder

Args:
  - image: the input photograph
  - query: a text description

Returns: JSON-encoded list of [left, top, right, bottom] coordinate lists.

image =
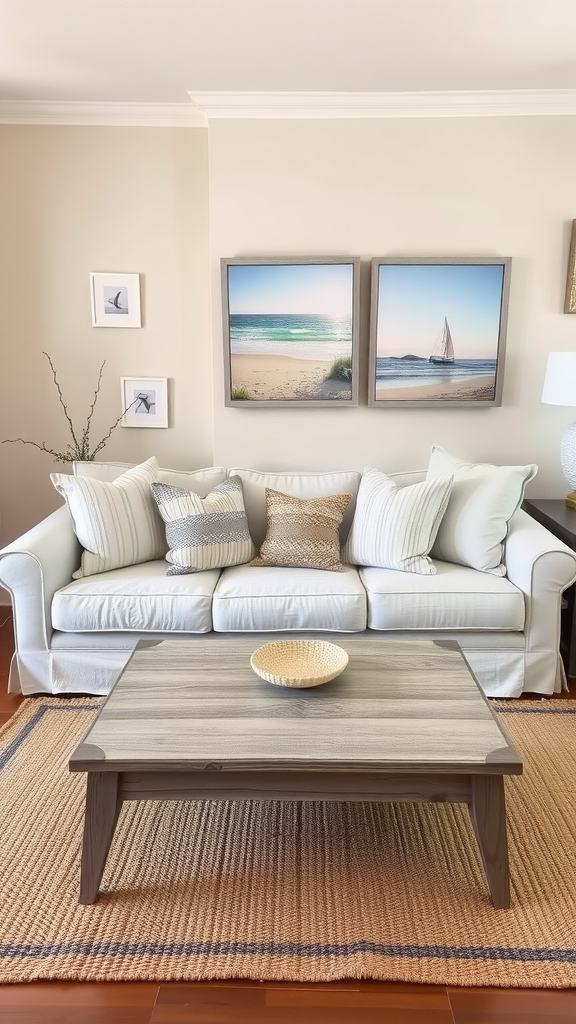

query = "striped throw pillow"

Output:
[[51, 457, 165, 579], [343, 467, 453, 575], [250, 488, 352, 572], [151, 475, 255, 575]]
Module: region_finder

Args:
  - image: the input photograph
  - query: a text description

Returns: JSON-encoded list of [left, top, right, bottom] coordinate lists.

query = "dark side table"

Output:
[[522, 498, 576, 679]]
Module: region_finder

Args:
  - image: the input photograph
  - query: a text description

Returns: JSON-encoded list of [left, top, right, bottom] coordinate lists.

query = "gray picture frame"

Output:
[[368, 256, 512, 409], [564, 220, 576, 313], [221, 256, 360, 408]]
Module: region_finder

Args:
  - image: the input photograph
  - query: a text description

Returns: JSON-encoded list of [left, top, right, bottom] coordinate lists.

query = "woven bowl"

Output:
[[250, 639, 349, 688]]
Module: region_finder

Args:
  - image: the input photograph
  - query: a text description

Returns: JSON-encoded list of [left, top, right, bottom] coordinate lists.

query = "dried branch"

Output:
[[1, 438, 78, 464], [80, 359, 106, 454], [43, 352, 83, 454], [2, 353, 134, 463], [90, 400, 138, 459]]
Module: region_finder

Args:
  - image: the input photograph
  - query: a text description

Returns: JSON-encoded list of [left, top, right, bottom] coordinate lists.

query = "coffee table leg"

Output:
[[468, 774, 510, 909], [79, 771, 122, 905]]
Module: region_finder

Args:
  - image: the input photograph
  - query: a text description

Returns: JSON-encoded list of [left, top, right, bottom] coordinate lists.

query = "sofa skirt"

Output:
[[7, 627, 562, 699]]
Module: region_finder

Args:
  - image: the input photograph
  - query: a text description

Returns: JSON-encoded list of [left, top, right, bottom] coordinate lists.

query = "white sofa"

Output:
[[1, 458, 575, 699]]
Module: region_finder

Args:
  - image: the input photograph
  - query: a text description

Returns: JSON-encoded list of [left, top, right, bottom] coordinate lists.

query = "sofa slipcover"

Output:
[[1, 462, 576, 699]]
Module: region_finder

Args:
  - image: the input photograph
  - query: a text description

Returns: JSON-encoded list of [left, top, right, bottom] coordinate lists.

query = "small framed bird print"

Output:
[[121, 377, 168, 428], [90, 272, 141, 328]]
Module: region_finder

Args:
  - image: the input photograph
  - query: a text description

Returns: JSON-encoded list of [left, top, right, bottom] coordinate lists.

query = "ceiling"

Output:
[[1, 0, 576, 118]]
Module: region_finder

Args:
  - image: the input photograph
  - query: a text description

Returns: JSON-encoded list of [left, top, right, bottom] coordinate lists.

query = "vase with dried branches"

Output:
[[2, 352, 130, 464]]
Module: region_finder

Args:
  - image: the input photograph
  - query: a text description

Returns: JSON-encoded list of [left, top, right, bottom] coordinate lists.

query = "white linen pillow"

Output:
[[51, 456, 166, 579], [151, 475, 255, 574], [343, 467, 453, 575], [426, 445, 538, 575]]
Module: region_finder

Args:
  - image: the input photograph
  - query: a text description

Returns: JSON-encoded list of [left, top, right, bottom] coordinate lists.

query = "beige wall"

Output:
[[210, 117, 576, 486], [1, 115, 576, 600], [0, 125, 213, 553]]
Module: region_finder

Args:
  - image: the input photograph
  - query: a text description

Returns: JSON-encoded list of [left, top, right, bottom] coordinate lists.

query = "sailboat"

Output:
[[429, 317, 455, 365]]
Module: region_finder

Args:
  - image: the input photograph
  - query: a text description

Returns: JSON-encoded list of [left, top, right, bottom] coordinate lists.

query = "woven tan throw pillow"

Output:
[[250, 488, 352, 572]]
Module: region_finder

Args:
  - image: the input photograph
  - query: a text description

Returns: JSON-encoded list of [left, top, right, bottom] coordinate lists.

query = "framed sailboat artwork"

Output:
[[367, 257, 512, 408]]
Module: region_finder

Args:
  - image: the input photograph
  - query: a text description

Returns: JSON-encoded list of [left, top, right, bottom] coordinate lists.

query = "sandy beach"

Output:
[[375, 375, 496, 403], [230, 353, 352, 401]]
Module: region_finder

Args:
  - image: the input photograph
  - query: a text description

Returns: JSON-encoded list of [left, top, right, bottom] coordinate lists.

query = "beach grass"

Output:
[[324, 356, 352, 383], [230, 386, 253, 401]]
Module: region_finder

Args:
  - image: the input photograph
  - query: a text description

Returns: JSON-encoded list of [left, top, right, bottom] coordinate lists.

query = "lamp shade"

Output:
[[541, 352, 576, 406]]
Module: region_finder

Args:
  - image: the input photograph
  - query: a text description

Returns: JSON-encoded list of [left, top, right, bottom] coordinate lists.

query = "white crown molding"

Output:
[[2, 91, 576, 125], [0, 101, 206, 126], [188, 89, 576, 119]]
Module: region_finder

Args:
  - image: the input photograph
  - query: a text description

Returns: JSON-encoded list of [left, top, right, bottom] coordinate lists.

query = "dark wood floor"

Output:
[[0, 608, 575, 1023]]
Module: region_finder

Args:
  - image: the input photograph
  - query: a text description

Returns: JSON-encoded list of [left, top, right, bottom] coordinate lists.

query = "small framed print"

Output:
[[121, 377, 168, 428], [91, 272, 141, 328]]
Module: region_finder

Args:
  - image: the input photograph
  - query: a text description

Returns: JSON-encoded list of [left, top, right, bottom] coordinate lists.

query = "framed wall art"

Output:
[[221, 256, 360, 407], [91, 272, 141, 328], [564, 220, 576, 313], [121, 377, 168, 428], [368, 257, 512, 408]]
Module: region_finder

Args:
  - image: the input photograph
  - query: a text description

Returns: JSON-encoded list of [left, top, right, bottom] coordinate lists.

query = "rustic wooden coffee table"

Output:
[[69, 634, 522, 907]]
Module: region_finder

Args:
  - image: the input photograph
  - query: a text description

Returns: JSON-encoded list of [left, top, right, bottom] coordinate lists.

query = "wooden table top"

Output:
[[69, 635, 522, 775]]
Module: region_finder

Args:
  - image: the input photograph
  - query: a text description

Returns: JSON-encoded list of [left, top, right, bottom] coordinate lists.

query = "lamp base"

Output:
[[560, 422, 576, 499]]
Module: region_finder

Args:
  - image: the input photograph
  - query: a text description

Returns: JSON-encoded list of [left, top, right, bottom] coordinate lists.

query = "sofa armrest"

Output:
[[505, 507, 576, 658], [0, 506, 81, 651]]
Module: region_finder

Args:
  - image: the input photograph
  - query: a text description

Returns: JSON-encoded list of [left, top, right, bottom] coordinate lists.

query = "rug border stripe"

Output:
[[0, 939, 574, 965], [0, 704, 96, 770]]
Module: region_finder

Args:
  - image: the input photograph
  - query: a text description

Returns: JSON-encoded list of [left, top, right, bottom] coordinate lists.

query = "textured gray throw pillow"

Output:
[[151, 475, 255, 575]]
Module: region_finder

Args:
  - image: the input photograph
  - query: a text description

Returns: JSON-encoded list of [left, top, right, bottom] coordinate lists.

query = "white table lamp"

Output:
[[542, 351, 576, 507]]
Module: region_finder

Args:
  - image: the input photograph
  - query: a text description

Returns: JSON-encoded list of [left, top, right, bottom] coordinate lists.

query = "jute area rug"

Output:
[[1, 698, 575, 987]]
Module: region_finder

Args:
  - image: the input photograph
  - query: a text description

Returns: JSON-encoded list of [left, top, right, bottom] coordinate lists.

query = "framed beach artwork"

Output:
[[368, 257, 512, 408], [120, 377, 168, 428], [90, 273, 141, 328], [221, 257, 360, 407]]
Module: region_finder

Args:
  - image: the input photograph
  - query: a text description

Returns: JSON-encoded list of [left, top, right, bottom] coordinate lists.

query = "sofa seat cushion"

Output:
[[212, 564, 367, 632], [51, 560, 220, 633], [361, 560, 525, 631]]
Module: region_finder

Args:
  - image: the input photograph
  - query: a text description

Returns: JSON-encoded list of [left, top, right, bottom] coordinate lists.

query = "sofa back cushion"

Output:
[[73, 461, 227, 495], [229, 469, 361, 548]]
